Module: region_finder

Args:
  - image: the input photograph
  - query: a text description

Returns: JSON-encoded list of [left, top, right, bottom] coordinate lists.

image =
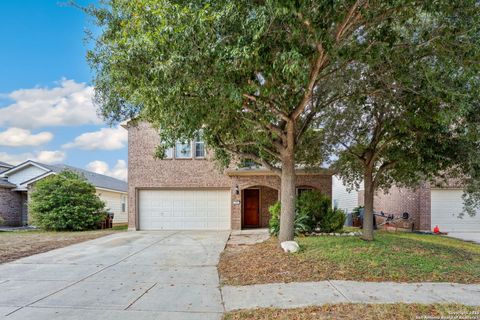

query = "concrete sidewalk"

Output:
[[222, 280, 480, 311]]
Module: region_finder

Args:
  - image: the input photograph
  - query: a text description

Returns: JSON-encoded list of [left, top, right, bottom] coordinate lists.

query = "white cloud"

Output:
[[35, 151, 67, 164], [0, 150, 66, 165], [63, 126, 127, 150], [86, 160, 127, 181], [0, 128, 53, 147], [0, 79, 102, 129]]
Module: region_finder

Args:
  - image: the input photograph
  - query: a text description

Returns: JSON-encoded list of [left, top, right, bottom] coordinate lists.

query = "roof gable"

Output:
[[0, 160, 127, 193]]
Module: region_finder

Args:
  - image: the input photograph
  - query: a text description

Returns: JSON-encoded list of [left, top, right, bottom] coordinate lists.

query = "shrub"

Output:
[[319, 207, 346, 233], [268, 201, 312, 236], [30, 171, 107, 231], [296, 191, 331, 229], [268, 191, 345, 235], [268, 201, 280, 235]]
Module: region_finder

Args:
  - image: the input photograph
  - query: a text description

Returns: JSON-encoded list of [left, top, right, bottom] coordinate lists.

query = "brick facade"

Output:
[[127, 121, 333, 230], [358, 184, 432, 231], [228, 173, 332, 229], [0, 187, 22, 226]]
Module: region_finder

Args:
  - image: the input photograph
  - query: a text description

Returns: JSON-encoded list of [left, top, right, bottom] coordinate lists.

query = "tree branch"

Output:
[[243, 94, 290, 122], [339, 141, 364, 159], [335, 0, 367, 43], [374, 160, 397, 187], [291, 43, 328, 120]]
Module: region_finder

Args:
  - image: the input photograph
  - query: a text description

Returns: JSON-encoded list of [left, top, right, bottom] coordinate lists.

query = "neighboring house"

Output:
[[333, 176, 480, 233], [0, 160, 128, 226], [125, 121, 332, 231], [0, 161, 13, 174]]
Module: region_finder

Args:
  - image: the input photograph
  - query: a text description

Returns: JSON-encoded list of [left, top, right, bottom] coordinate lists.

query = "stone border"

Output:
[[306, 231, 363, 237]]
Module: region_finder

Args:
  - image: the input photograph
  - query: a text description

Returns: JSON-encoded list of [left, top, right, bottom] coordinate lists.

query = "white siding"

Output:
[[431, 189, 480, 232], [332, 176, 359, 213], [6, 165, 49, 188], [97, 189, 128, 224]]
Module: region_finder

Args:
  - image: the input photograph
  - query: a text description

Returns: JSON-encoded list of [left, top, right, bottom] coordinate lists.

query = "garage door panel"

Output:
[[139, 189, 231, 230], [431, 189, 480, 232]]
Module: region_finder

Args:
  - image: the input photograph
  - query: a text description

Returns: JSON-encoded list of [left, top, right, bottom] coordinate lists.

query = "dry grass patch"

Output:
[[223, 304, 479, 320], [0, 228, 126, 264], [218, 231, 480, 285]]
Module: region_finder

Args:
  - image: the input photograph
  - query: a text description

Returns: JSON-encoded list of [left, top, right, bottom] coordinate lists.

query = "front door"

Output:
[[244, 189, 260, 227]]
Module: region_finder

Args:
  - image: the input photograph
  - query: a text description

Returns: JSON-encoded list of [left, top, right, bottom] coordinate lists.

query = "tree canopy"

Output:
[[87, 0, 480, 241]]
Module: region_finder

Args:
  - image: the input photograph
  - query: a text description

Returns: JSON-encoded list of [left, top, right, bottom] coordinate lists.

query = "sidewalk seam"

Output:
[[327, 280, 351, 303], [5, 231, 180, 317]]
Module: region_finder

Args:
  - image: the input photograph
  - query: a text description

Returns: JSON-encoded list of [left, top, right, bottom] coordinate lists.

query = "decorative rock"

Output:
[[281, 241, 300, 253], [329, 233, 334, 236], [334, 233, 340, 236], [349, 232, 355, 236]]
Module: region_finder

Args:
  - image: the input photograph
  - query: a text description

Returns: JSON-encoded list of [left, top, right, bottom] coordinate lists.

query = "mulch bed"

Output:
[[219, 239, 329, 285]]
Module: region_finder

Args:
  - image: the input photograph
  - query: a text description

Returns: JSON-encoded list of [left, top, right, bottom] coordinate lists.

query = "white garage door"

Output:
[[431, 189, 480, 232], [139, 189, 231, 230]]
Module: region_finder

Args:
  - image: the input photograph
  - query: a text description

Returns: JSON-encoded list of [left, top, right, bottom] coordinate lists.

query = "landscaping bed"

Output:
[[223, 304, 479, 320], [218, 231, 480, 285], [0, 226, 126, 264]]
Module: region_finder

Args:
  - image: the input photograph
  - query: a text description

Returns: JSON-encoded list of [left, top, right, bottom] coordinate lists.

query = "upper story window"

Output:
[[175, 141, 192, 158], [195, 135, 205, 158], [164, 147, 173, 159]]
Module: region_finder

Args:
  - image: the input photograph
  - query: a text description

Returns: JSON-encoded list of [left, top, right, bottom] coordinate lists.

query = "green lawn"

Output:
[[298, 231, 480, 282], [223, 304, 480, 320], [219, 231, 480, 285]]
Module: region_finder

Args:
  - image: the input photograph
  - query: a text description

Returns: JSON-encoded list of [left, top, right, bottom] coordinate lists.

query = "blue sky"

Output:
[[0, 0, 127, 180]]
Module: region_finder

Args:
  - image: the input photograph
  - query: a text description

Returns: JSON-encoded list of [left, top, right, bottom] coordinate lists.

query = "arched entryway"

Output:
[[242, 185, 279, 228]]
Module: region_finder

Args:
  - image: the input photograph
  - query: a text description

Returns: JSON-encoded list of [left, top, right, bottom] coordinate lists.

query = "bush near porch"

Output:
[[269, 191, 345, 236], [218, 231, 480, 285]]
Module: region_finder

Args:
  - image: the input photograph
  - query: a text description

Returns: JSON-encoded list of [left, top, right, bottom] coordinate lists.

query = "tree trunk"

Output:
[[361, 168, 375, 241], [278, 122, 296, 243], [278, 151, 296, 242]]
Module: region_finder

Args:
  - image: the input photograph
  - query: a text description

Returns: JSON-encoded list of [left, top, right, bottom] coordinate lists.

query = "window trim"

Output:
[[164, 146, 174, 159], [194, 139, 205, 159], [296, 187, 313, 196], [175, 141, 193, 159]]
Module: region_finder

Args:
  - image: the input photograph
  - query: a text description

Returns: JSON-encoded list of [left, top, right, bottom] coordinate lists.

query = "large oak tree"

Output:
[[87, 0, 479, 242], [323, 2, 480, 240]]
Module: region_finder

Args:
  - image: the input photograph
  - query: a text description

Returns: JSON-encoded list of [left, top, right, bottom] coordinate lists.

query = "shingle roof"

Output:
[[0, 178, 16, 189], [0, 161, 12, 167], [30, 161, 127, 192]]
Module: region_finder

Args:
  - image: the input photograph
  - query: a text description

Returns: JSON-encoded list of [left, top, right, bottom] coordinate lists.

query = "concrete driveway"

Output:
[[447, 232, 480, 244], [0, 231, 230, 320]]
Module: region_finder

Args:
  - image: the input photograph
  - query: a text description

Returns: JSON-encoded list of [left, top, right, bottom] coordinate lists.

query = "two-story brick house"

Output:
[[125, 122, 332, 231]]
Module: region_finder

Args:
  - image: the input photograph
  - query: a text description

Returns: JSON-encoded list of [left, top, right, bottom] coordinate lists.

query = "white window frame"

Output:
[[164, 147, 173, 159], [175, 141, 192, 159], [194, 137, 205, 159]]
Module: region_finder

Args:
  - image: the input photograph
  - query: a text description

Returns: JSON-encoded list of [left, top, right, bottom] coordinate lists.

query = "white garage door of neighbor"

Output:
[[139, 189, 231, 230], [431, 189, 480, 232]]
